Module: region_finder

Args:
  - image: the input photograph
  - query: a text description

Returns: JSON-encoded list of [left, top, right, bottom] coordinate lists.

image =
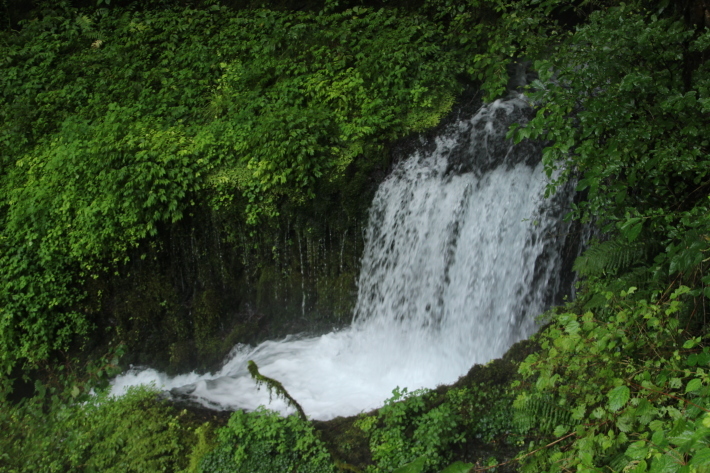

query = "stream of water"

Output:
[[111, 94, 574, 421]]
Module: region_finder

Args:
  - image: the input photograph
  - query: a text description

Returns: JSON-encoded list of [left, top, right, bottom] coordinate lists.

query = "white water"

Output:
[[111, 95, 572, 421]]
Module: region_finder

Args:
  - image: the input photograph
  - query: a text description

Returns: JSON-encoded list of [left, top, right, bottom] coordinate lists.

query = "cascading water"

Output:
[[111, 94, 574, 421]]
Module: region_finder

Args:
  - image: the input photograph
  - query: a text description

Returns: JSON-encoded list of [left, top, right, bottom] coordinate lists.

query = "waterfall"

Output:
[[110, 94, 574, 421]]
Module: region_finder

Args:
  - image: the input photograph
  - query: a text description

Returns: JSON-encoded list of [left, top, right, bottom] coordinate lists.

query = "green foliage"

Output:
[[512, 394, 574, 437], [199, 407, 335, 473], [0, 1, 482, 374], [438, 462, 475, 473], [503, 4, 710, 466], [183, 423, 217, 473], [356, 387, 464, 473], [515, 285, 710, 472], [3, 2, 710, 473], [574, 237, 651, 278], [0, 0, 568, 382], [391, 456, 475, 473], [447, 383, 517, 444], [514, 1, 710, 278], [0, 386, 195, 472]]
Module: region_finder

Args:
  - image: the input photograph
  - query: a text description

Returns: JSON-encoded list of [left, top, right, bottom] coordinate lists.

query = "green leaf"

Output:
[[554, 425, 569, 437], [393, 455, 427, 473], [652, 430, 666, 448], [685, 378, 703, 394], [649, 454, 679, 473], [439, 461, 475, 473], [691, 448, 710, 467], [608, 385, 631, 412], [620, 218, 643, 242], [625, 441, 649, 461], [630, 460, 648, 473]]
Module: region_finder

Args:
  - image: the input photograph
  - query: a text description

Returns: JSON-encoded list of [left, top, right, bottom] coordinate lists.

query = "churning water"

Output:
[[111, 94, 574, 421]]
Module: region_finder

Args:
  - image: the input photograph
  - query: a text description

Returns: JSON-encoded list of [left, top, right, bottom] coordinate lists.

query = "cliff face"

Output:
[[88, 160, 373, 373]]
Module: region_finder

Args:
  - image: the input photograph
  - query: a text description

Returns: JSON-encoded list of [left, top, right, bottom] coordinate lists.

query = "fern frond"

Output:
[[513, 395, 574, 435], [574, 238, 649, 277], [75, 15, 103, 41]]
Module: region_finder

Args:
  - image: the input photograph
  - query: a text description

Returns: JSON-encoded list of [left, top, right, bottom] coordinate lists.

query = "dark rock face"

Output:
[[90, 201, 367, 374]]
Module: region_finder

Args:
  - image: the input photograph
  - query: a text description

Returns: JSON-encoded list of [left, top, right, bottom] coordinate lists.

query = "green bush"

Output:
[[0, 386, 195, 472], [199, 407, 335, 473], [512, 285, 710, 472], [356, 388, 464, 473]]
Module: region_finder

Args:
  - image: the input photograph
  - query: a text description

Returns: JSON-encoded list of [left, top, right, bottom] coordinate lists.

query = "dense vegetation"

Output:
[[1, 0, 709, 471]]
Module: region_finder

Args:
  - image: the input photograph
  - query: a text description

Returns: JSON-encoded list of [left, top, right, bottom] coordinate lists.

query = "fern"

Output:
[[513, 395, 574, 435], [573, 237, 650, 277], [75, 15, 103, 41]]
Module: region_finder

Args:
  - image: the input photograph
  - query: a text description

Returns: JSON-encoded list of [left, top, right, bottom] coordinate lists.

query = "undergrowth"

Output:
[[0, 386, 195, 473]]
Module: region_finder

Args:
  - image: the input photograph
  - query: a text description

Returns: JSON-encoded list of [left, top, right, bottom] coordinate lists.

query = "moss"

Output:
[[315, 271, 357, 325], [109, 270, 182, 369], [169, 340, 198, 370], [193, 289, 223, 359], [313, 415, 373, 472]]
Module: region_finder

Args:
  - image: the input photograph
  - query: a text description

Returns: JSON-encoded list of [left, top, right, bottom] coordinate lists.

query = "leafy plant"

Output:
[[0, 386, 194, 473], [199, 407, 335, 473], [356, 387, 464, 473], [515, 285, 710, 472], [0, 1, 485, 376], [447, 383, 517, 444]]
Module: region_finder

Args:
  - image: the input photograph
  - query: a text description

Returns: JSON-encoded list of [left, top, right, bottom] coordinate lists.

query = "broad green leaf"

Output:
[[685, 378, 703, 394], [393, 455, 427, 473], [690, 448, 710, 467], [554, 425, 569, 437], [439, 461, 475, 473], [608, 385, 631, 412], [626, 441, 649, 461], [649, 453, 681, 473]]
